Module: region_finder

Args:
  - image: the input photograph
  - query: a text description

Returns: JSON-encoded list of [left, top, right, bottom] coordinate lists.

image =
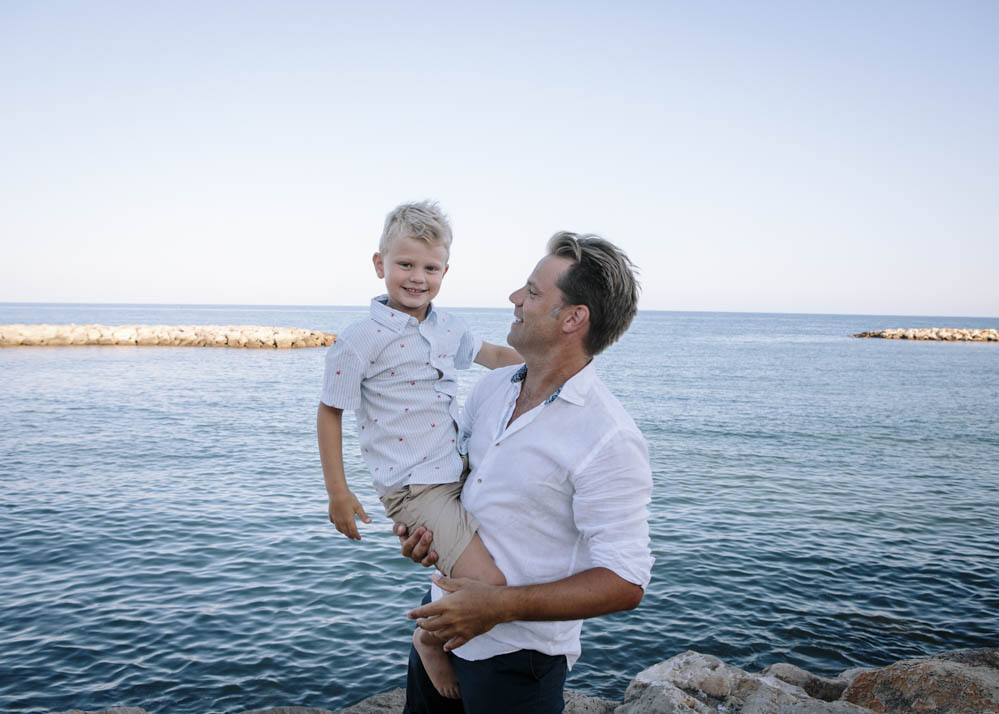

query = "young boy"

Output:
[[317, 200, 521, 699]]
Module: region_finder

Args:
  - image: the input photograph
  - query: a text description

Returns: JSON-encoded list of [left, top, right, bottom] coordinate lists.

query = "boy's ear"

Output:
[[373, 252, 385, 279], [442, 264, 449, 277]]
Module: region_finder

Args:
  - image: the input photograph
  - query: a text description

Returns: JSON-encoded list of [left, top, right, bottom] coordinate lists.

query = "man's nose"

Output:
[[509, 287, 522, 305]]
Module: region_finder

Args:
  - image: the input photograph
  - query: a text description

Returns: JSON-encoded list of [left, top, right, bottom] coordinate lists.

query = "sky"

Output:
[[2, 1, 997, 317]]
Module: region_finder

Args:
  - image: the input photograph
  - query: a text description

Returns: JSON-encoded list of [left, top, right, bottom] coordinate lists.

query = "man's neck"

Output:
[[509, 348, 590, 425]]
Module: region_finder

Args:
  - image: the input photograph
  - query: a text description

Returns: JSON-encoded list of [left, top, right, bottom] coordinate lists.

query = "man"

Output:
[[397, 232, 654, 713]]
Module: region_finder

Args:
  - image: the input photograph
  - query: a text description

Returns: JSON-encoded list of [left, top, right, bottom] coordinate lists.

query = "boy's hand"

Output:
[[329, 492, 371, 540]]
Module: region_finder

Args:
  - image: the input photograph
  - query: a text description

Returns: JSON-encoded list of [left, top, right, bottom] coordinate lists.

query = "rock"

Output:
[[565, 689, 618, 713], [52, 709, 149, 714], [240, 706, 340, 714], [616, 651, 871, 714], [328, 686, 615, 713], [843, 648, 999, 713], [0, 324, 336, 349], [853, 328, 999, 343], [335, 688, 405, 713], [761, 661, 849, 701]]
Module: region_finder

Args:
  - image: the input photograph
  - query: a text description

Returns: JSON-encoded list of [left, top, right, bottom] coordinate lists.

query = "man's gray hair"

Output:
[[548, 231, 640, 356], [380, 200, 453, 257]]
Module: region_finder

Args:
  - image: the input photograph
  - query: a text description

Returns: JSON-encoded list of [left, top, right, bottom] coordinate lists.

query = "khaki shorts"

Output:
[[380, 478, 479, 577]]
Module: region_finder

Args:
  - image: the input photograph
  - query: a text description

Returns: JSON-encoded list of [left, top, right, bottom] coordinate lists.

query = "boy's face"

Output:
[[373, 236, 449, 320]]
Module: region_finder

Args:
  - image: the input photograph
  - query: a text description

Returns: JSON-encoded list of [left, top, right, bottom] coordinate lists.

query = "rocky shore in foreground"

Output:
[[0, 324, 335, 349], [54, 647, 998, 714], [854, 328, 998, 342]]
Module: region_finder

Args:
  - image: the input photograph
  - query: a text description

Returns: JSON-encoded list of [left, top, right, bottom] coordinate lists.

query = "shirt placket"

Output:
[[468, 384, 547, 491]]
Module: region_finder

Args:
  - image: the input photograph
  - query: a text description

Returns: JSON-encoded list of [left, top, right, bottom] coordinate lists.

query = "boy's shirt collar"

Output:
[[369, 294, 438, 332]]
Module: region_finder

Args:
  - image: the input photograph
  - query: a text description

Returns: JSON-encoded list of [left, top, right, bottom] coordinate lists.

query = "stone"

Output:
[[565, 689, 618, 713], [0, 324, 335, 348], [317, 687, 615, 713], [616, 651, 871, 714], [853, 328, 999, 343], [761, 661, 849, 701], [843, 648, 999, 713], [240, 707, 340, 714], [52, 709, 149, 714]]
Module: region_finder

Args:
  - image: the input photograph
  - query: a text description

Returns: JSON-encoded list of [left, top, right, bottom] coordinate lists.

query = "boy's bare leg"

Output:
[[413, 627, 460, 699], [451, 533, 506, 585], [413, 533, 505, 698]]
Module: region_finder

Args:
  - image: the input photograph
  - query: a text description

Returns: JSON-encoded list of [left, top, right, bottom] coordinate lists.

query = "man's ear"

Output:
[[561, 304, 590, 336], [373, 252, 385, 279]]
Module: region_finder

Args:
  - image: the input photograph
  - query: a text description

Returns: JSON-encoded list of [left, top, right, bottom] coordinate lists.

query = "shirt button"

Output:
[[494, 442, 500, 447], [477, 478, 482, 483]]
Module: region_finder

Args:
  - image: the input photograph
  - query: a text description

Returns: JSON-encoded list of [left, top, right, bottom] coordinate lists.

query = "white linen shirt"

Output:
[[435, 361, 653, 668], [320, 296, 482, 497]]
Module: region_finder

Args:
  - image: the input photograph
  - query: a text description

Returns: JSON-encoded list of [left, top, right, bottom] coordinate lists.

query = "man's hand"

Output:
[[407, 574, 507, 651], [394, 522, 439, 568], [329, 491, 371, 540]]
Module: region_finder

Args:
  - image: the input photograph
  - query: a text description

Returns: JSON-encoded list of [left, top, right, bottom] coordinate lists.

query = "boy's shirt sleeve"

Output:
[[319, 335, 364, 410], [456, 366, 483, 456], [452, 316, 483, 370]]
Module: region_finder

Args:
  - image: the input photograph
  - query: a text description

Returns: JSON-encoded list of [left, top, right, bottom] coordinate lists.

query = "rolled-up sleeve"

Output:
[[453, 319, 482, 371], [570, 429, 654, 588], [319, 337, 364, 410]]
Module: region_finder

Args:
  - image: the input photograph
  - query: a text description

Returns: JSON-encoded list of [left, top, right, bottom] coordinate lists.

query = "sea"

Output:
[[1, 303, 997, 713]]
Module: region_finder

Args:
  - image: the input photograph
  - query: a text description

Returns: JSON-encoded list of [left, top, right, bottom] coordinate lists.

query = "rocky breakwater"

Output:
[[0, 324, 335, 349], [854, 328, 998, 342], [54, 647, 999, 714]]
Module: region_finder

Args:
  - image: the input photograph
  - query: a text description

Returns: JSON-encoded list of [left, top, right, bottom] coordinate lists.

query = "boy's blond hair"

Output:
[[379, 200, 453, 259]]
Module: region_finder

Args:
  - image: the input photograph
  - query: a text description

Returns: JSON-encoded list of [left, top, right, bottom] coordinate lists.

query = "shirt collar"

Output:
[[369, 294, 436, 331], [510, 360, 594, 407]]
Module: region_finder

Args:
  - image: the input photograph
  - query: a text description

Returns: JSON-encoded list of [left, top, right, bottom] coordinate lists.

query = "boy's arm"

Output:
[[317, 402, 371, 540], [474, 341, 522, 370]]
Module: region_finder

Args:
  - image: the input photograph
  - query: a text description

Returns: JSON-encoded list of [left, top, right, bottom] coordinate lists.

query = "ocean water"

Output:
[[1, 303, 997, 713]]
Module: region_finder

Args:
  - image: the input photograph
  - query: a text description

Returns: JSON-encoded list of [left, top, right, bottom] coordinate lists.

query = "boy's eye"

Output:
[[398, 262, 412, 268]]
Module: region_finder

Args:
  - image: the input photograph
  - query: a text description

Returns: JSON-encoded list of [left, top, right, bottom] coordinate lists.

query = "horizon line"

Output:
[[0, 300, 996, 321]]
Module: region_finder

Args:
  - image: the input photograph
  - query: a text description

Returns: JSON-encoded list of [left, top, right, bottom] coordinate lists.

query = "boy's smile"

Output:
[[373, 236, 450, 321]]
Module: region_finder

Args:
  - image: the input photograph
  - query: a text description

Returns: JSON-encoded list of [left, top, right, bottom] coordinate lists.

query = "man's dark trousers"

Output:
[[403, 592, 567, 713]]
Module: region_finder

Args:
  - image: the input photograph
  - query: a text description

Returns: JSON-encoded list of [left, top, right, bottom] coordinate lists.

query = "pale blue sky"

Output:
[[2, 1, 997, 316]]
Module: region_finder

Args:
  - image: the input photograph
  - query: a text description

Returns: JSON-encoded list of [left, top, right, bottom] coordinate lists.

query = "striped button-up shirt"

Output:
[[320, 295, 482, 497]]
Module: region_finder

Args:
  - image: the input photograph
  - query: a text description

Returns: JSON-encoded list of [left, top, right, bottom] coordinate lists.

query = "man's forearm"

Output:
[[410, 566, 644, 651], [496, 567, 643, 623]]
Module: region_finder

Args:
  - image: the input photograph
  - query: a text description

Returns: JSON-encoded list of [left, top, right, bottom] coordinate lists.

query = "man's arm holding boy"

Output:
[[398, 429, 652, 650]]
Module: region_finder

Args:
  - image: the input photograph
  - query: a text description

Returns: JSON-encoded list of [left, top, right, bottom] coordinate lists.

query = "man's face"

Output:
[[373, 236, 449, 320], [507, 254, 573, 354]]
